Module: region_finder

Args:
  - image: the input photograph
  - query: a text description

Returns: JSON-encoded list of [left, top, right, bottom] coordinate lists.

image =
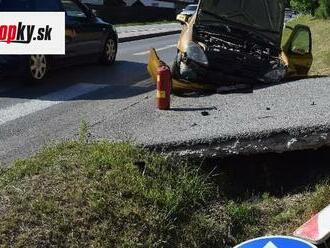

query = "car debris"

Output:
[[201, 111, 209, 116], [148, 0, 314, 95]]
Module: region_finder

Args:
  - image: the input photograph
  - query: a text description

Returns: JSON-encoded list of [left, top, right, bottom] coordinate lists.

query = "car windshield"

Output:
[[0, 0, 61, 11]]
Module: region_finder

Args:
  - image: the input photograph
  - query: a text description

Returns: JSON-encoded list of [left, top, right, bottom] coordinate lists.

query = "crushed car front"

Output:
[[174, 0, 287, 86]]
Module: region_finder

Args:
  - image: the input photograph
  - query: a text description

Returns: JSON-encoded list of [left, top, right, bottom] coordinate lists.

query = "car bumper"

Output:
[[147, 48, 216, 94], [172, 78, 216, 94]]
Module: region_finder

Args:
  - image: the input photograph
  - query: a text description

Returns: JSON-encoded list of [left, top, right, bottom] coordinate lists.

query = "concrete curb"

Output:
[[118, 30, 181, 43]]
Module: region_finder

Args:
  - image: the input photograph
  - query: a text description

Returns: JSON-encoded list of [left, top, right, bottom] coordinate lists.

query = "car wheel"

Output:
[[101, 36, 117, 65], [27, 55, 48, 82]]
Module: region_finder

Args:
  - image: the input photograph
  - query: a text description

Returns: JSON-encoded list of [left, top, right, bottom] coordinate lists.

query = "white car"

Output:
[[177, 4, 198, 20]]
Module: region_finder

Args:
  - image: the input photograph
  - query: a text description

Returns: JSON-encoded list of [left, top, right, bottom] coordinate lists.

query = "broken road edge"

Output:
[[144, 125, 330, 159]]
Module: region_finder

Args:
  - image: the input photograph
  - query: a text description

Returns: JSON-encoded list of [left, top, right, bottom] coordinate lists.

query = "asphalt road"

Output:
[[1, 34, 330, 164], [0, 34, 179, 164]]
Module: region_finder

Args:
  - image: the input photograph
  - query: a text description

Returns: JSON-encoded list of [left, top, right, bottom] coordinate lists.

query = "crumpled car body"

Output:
[[148, 0, 313, 94]]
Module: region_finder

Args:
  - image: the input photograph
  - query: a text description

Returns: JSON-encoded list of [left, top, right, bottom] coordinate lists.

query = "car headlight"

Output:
[[186, 42, 208, 66]]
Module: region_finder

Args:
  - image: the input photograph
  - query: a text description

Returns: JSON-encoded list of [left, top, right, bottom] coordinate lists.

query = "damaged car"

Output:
[[148, 0, 313, 94]]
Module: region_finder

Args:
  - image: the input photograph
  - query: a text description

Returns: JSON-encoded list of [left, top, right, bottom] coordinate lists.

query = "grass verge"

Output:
[[0, 140, 329, 247], [283, 15, 330, 75]]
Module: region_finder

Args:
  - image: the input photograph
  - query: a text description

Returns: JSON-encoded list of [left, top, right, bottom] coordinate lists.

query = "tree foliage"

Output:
[[290, 0, 321, 15], [290, 0, 330, 18], [315, 0, 330, 19]]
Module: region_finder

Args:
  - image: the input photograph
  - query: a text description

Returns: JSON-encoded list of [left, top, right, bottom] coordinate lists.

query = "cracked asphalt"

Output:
[[0, 33, 330, 164]]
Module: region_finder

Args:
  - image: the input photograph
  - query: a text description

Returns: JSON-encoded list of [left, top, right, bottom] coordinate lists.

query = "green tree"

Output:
[[290, 0, 319, 15], [315, 0, 330, 19]]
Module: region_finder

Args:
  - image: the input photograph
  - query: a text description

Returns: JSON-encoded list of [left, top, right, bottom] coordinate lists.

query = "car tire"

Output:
[[100, 36, 117, 65], [25, 55, 48, 83]]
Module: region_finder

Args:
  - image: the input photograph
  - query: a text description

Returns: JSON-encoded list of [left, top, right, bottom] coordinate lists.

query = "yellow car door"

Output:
[[282, 24, 313, 77]]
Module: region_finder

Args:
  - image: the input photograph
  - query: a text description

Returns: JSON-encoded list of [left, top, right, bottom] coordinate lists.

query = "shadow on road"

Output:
[[0, 60, 154, 101], [217, 75, 330, 95], [253, 75, 329, 92], [171, 75, 329, 97]]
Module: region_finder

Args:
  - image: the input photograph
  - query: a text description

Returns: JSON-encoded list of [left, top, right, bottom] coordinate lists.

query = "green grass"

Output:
[[0, 138, 329, 247], [0, 141, 211, 247], [282, 15, 330, 75]]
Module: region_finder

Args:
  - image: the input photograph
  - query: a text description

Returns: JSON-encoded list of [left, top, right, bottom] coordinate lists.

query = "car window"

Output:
[[290, 29, 311, 55], [61, 0, 87, 18]]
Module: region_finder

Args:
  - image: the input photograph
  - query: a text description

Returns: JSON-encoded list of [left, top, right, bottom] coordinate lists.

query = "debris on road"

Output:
[[201, 111, 209, 116]]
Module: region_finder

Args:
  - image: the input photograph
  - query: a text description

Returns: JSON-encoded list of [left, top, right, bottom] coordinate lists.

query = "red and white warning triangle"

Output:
[[294, 204, 330, 244]]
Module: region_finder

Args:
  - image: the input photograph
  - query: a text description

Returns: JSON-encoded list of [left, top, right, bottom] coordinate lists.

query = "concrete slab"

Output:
[[97, 76, 330, 158]]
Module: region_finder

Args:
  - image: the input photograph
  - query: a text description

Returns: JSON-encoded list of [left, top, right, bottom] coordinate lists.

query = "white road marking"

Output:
[[0, 83, 107, 126], [133, 44, 177, 56], [133, 78, 153, 87]]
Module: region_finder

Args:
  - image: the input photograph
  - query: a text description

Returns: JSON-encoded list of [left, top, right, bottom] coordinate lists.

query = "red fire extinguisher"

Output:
[[156, 65, 171, 110]]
